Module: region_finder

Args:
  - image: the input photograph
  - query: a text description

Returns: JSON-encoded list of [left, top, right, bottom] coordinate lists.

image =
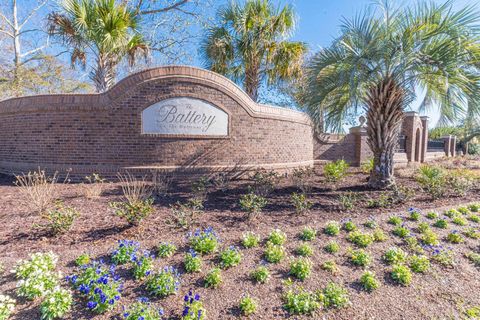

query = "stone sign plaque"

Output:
[[142, 97, 229, 136]]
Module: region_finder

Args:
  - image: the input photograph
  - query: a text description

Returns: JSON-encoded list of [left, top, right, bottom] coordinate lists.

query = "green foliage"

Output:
[[388, 216, 403, 226], [239, 192, 268, 220], [468, 214, 480, 223], [251, 170, 280, 196], [17, 271, 59, 300], [168, 199, 204, 229], [267, 229, 287, 245], [296, 243, 314, 257], [291, 167, 314, 194], [419, 229, 439, 246], [321, 260, 339, 274], [338, 192, 358, 211], [466, 252, 480, 266], [188, 229, 219, 255], [181, 291, 206, 320], [409, 255, 430, 273], [324, 241, 340, 254], [239, 295, 258, 316], [157, 242, 177, 258], [373, 228, 388, 242], [432, 249, 456, 267], [359, 271, 380, 292], [452, 216, 467, 226], [347, 230, 374, 248], [283, 287, 321, 315], [0, 295, 15, 320], [434, 219, 448, 229], [417, 222, 431, 233], [13, 252, 58, 280], [145, 267, 181, 297], [242, 232, 260, 248], [361, 158, 374, 174], [320, 282, 350, 309], [123, 301, 163, 320], [111, 240, 139, 265], [445, 209, 460, 218], [323, 160, 349, 183], [446, 231, 464, 244], [289, 258, 312, 281], [404, 237, 424, 254], [408, 209, 421, 221], [364, 217, 378, 229], [36, 201, 79, 236], [464, 228, 480, 239], [426, 211, 438, 219], [40, 288, 73, 320], [348, 249, 371, 267], [132, 254, 154, 280], [204, 268, 222, 288], [391, 264, 412, 286], [416, 165, 447, 199], [250, 266, 270, 284], [457, 206, 471, 215], [300, 227, 317, 241], [468, 203, 480, 212], [219, 246, 242, 269], [184, 250, 202, 273], [343, 219, 357, 232], [109, 198, 154, 227], [383, 247, 407, 265], [291, 193, 313, 215], [75, 254, 90, 267], [392, 226, 410, 238], [264, 244, 285, 263], [324, 221, 341, 236], [447, 169, 477, 197]]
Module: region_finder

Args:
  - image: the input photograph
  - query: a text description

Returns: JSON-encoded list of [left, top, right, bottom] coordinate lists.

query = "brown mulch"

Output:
[[1, 158, 480, 319]]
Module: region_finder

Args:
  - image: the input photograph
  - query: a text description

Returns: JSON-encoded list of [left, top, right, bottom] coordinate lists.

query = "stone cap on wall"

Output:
[[0, 65, 311, 125]]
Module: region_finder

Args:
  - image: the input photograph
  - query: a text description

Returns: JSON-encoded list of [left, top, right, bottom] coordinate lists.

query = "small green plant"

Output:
[[347, 230, 374, 248], [289, 258, 312, 281], [239, 192, 268, 220], [13, 252, 58, 279], [296, 243, 314, 257], [464, 228, 480, 239], [426, 211, 438, 219], [359, 271, 380, 292], [419, 229, 439, 246], [457, 206, 471, 215], [408, 208, 421, 221], [366, 192, 392, 208], [348, 249, 371, 267], [111, 240, 139, 265], [184, 250, 202, 273], [75, 253, 90, 267], [431, 248, 456, 267], [391, 264, 412, 286], [383, 247, 407, 265], [466, 252, 480, 266], [0, 295, 15, 320], [123, 300, 164, 320], [468, 203, 480, 212], [132, 252, 154, 280], [468, 214, 480, 223], [251, 169, 279, 197], [434, 219, 448, 229], [416, 165, 447, 199], [188, 227, 219, 255], [242, 232, 260, 248], [392, 225, 410, 238], [417, 222, 431, 233], [338, 192, 358, 211], [267, 229, 287, 245], [283, 287, 321, 315], [388, 216, 403, 226], [404, 237, 424, 254], [17, 271, 59, 300], [320, 282, 350, 309], [446, 231, 464, 243], [324, 221, 341, 236], [35, 201, 79, 235], [324, 241, 340, 254], [321, 260, 339, 274], [157, 242, 177, 258], [373, 228, 388, 242], [465, 306, 480, 319], [40, 288, 73, 320], [364, 217, 377, 229], [239, 295, 258, 316], [445, 209, 460, 218], [168, 199, 204, 229], [264, 243, 285, 263], [300, 227, 317, 241], [204, 268, 222, 288], [323, 159, 349, 183], [181, 291, 206, 320], [250, 266, 270, 284], [361, 158, 374, 174], [110, 198, 154, 227], [447, 169, 476, 197], [343, 219, 357, 232], [145, 266, 181, 297], [219, 246, 242, 269], [452, 216, 467, 226], [291, 192, 313, 215], [409, 255, 430, 273]]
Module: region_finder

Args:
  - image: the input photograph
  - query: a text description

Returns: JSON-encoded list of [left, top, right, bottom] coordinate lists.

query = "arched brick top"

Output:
[[0, 65, 311, 125]]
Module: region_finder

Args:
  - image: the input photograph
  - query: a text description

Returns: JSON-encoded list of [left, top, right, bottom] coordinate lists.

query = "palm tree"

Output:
[[201, 0, 307, 102], [48, 0, 149, 92], [303, 0, 480, 189]]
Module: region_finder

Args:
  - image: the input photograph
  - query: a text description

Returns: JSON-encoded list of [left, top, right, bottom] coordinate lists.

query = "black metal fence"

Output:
[[397, 135, 407, 152], [427, 139, 444, 151]]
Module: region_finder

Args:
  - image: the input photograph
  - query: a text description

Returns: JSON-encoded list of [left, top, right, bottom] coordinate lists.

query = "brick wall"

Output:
[[0, 66, 314, 179]]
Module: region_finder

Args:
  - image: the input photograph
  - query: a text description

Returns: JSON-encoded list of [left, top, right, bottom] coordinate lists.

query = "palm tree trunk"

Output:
[[365, 77, 405, 189], [92, 56, 115, 93], [244, 64, 260, 102]]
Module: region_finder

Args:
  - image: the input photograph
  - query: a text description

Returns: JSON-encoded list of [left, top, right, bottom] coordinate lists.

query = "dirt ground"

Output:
[[1, 158, 480, 319]]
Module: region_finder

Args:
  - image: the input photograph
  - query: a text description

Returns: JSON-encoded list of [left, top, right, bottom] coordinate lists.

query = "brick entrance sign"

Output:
[[0, 66, 314, 179]]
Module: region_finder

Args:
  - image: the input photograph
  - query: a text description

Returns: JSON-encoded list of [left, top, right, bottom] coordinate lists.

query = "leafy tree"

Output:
[[303, 1, 480, 188], [48, 0, 149, 92], [201, 0, 307, 102]]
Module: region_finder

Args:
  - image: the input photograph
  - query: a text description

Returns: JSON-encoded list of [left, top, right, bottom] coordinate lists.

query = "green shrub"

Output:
[[239, 192, 267, 220], [348, 249, 371, 267], [324, 241, 340, 254], [323, 159, 349, 183], [219, 246, 241, 269], [239, 295, 258, 316], [250, 266, 270, 284], [446, 231, 464, 244], [289, 258, 312, 281], [145, 267, 181, 297], [300, 227, 317, 241], [468, 214, 480, 223], [296, 243, 314, 257], [466, 252, 480, 266], [267, 229, 287, 245], [109, 198, 154, 227], [383, 247, 407, 265], [36, 201, 79, 235], [419, 229, 439, 246], [324, 221, 341, 236], [75, 254, 90, 267], [338, 192, 358, 211], [168, 199, 204, 229], [343, 219, 357, 232], [464, 228, 480, 239], [452, 216, 467, 226], [40, 288, 73, 320], [388, 216, 403, 226], [391, 264, 412, 286], [409, 255, 430, 273], [291, 193, 313, 215], [359, 271, 380, 292], [321, 261, 339, 274], [426, 211, 438, 219], [468, 203, 480, 212], [242, 232, 260, 248], [320, 282, 350, 309], [416, 165, 447, 199], [283, 287, 321, 315], [264, 244, 285, 263], [373, 228, 388, 242], [447, 169, 476, 196], [434, 219, 448, 229], [184, 250, 202, 273], [251, 169, 279, 197], [157, 242, 177, 258], [204, 268, 222, 288], [347, 230, 374, 248], [392, 226, 410, 238]]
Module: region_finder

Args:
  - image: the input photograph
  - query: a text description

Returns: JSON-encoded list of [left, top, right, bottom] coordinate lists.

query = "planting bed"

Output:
[[0, 157, 480, 319]]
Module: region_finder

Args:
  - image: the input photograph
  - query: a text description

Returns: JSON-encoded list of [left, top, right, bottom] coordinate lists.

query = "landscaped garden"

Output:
[[0, 156, 479, 319]]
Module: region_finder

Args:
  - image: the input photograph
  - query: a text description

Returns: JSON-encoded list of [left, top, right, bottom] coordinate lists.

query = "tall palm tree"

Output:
[[48, 0, 149, 92], [201, 0, 307, 102], [303, 0, 480, 189]]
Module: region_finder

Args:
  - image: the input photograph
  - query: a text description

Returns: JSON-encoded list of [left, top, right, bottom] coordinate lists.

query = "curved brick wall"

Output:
[[0, 66, 313, 178]]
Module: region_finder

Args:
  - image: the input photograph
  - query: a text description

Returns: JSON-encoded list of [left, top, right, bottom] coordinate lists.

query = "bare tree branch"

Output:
[[19, 0, 47, 29], [0, 12, 14, 28], [0, 29, 13, 37], [139, 0, 191, 16]]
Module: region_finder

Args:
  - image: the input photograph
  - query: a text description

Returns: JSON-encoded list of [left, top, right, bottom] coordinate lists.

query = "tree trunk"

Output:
[[365, 77, 405, 189], [92, 56, 115, 93], [244, 63, 260, 102]]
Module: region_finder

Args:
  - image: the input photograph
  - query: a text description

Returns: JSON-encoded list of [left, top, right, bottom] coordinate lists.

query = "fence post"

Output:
[[420, 116, 429, 163], [442, 135, 452, 157], [450, 136, 457, 157]]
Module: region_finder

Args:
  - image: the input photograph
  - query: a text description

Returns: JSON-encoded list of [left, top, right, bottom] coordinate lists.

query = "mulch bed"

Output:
[[1, 158, 480, 319]]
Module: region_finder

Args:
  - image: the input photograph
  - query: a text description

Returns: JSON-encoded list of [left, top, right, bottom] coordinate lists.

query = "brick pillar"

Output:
[[442, 135, 452, 157], [350, 126, 369, 167], [450, 136, 457, 157], [402, 112, 417, 162], [420, 116, 429, 163]]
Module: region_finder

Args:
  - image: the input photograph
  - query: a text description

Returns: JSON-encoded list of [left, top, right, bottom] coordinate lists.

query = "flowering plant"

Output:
[[13, 252, 58, 279], [132, 251, 154, 280], [123, 297, 164, 320], [40, 287, 73, 320], [157, 242, 177, 258], [146, 266, 181, 298], [182, 290, 206, 320], [0, 295, 15, 320], [241, 232, 260, 248], [267, 229, 287, 245], [184, 250, 202, 273], [111, 240, 140, 265], [219, 246, 241, 269], [17, 270, 60, 300], [204, 268, 222, 288], [188, 227, 219, 255]]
